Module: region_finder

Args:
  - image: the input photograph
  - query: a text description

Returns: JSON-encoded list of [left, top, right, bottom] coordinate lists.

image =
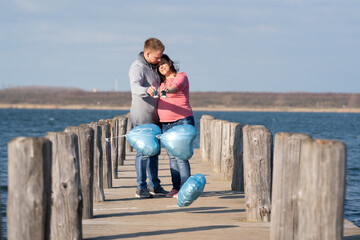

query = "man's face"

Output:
[[146, 50, 163, 65]]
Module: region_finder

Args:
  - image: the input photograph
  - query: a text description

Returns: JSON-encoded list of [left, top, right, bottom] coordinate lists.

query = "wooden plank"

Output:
[[230, 122, 244, 192], [125, 112, 133, 152], [111, 117, 119, 179], [117, 116, 128, 166], [89, 122, 105, 202], [243, 125, 272, 222], [211, 120, 225, 173], [82, 149, 360, 239], [99, 119, 112, 189], [270, 132, 312, 240], [200, 115, 215, 162], [297, 139, 346, 240], [221, 121, 232, 180], [7, 137, 51, 240], [65, 125, 94, 219], [45, 132, 82, 240]]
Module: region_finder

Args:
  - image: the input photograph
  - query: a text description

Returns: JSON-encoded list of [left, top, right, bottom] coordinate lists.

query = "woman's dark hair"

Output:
[[158, 54, 179, 82]]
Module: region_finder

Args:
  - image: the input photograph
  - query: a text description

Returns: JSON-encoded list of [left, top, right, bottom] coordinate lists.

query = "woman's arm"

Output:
[[163, 85, 177, 93]]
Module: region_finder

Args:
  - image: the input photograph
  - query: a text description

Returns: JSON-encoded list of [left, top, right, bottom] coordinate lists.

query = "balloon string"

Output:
[[104, 129, 196, 142], [104, 135, 126, 142]]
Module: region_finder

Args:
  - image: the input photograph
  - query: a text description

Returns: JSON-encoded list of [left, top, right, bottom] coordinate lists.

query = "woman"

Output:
[[157, 54, 195, 198]]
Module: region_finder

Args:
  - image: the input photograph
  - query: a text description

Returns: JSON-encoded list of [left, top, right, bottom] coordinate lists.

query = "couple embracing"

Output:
[[129, 38, 194, 199]]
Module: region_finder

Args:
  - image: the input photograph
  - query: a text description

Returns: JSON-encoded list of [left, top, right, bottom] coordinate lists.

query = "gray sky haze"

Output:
[[1, 0, 359, 92]]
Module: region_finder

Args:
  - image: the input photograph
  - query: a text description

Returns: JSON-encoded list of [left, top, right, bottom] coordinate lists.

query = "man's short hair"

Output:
[[144, 38, 165, 52]]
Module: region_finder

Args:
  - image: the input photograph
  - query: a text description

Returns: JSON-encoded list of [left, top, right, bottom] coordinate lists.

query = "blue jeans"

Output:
[[134, 151, 161, 190], [133, 122, 161, 190], [162, 116, 195, 190]]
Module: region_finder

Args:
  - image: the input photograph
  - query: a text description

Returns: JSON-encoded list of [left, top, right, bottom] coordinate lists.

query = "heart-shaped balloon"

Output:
[[177, 173, 206, 207], [126, 123, 161, 156], [160, 124, 196, 160]]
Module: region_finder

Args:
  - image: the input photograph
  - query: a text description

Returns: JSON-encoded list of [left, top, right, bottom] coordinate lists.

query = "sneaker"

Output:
[[165, 189, 179, 198], [148, 186, 169, 197], [135, 188, 153, 198]]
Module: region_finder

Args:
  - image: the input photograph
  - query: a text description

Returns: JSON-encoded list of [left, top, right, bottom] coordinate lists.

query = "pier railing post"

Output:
[[89, 122, 105, 202], [111, 116, 119, 179], [221, 121, 232, 180], [65, 125, 94, 219], [99, 120, 112, 189], [270, 132, 312, 240], [200, 115, 215, 162], [125, 113, 133, 153], [221, 122, 243, 183], [296, 139, 346, 240], [117, 116, 128, 166], [243, 125, 272, 222], [229, 123, 244, 192], [7, 137, 52, 240], [45, 132, 82, 240], [210, 120, 225, 173]]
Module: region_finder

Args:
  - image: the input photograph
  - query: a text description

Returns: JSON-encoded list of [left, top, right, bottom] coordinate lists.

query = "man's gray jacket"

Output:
[[129, 52, 160, 126]]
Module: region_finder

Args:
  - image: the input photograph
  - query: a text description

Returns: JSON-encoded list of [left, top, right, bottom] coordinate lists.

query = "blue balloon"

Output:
[[160, 124, 196, 160], [177, 174, 206, 207], [126, 123, 161, 156]]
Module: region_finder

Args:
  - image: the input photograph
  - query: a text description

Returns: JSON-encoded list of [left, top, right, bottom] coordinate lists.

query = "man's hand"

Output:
[[147, 86, 157, 97]]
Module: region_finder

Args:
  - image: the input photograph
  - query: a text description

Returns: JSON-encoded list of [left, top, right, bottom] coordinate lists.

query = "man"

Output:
[[129, 37, 168, 198]]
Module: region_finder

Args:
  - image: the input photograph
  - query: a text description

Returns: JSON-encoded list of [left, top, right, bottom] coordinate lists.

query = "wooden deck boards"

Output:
[[82, 149, 360, 240]]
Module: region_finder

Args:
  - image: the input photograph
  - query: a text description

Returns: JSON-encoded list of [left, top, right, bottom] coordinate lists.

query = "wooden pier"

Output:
[[6, 113, 360, 240], [81, 149, 360, 240]]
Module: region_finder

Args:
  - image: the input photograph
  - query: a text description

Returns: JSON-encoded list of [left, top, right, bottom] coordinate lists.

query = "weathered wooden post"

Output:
[[89, 122, 105, 202], [221, 122, 243, 182], [296, 139, 346, 240], [65, 125, 94, 219], [7, 137, 51, 240], [243, 125, 272, 222], [45, 132, 82, 240], [221, 121, 232, 180], [99, 119, 112, 189], [111, 116, 119, 179], [219, 122, 244, 192], [200, 115, 215, 163], [117, 116, 128, 166], [210, 119, 225, 173], [125, 113, 133, 153], [270, 132, 312, 240]]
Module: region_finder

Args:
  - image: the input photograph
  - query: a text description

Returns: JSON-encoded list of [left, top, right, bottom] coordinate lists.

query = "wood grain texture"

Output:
[[89, 122, 105, 203], [45, 132, 82, 240], [7, 137, 51, 240], [65, 125, 94, 219], [270, 132, 311, 240], [296, 139, 346, 240], [243, 125, 272, 222]]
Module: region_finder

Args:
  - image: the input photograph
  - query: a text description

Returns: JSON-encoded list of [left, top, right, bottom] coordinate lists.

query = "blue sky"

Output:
[[1, 0, 359, 92]]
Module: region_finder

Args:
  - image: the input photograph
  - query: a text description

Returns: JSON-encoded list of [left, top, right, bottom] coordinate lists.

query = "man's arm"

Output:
[[129, 65, 149, 97]]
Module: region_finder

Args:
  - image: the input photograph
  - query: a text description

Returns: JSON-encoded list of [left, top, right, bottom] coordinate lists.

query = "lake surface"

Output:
[[1, 108, 359, 238]]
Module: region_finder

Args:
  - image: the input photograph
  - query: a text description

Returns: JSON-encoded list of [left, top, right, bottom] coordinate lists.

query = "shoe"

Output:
[[165, 189, 179, 198], [135, 188, 153, 198], [148, 186, 169, 197]]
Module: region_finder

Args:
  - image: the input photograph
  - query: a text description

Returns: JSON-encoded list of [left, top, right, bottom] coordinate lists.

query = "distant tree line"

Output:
[[1, 86, 359, 110]]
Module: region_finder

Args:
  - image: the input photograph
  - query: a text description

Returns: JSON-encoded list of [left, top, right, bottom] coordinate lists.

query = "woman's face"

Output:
[[158, 59, 171, 76]]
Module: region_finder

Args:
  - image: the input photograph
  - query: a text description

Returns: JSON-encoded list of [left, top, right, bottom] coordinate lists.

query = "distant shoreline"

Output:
[[1, 103, 360, 113]]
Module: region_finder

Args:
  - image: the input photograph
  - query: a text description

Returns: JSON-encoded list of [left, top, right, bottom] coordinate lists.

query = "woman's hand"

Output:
[[162, 85, 177, 94]]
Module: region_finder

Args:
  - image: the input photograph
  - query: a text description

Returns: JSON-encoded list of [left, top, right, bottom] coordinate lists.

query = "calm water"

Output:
[[1, 109, 359, 237]]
